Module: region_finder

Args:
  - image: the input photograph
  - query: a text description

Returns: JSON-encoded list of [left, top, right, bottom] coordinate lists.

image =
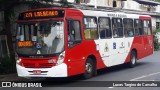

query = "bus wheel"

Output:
[[83, 58, 94, 79], [128, 50, 137, 68]]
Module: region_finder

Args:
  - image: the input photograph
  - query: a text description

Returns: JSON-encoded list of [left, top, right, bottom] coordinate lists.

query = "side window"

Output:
[[112, 18, 123, 38], [68, 20, 82, 42], [143, 20, 152, 35], [84, 17, 98, 39], [99, 17, 112, 39], [123, 18, 134, 37], [73, 21, 81, 41], [134, 19, 143, 36]]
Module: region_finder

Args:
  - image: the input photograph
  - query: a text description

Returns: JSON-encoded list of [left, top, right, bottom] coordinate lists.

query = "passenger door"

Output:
[[123, 18, 135, 57], [97, 17, 112, 67], [66, 16, 85, 75], [110, 18, 125, 66], [143, 20, 153, 56]]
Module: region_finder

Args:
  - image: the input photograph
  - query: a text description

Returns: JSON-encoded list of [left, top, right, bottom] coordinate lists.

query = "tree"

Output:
[[0, 0, 19, 72], [0, 0, 44, 72], [156, 0, 160, 2]]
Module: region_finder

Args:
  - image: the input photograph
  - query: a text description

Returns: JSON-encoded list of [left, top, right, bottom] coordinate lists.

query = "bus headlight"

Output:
[[56, 52, 65, 65], [16, 58, 22, 65]]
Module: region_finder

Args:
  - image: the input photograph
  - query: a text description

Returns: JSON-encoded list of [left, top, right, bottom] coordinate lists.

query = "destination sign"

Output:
[[18, 10, 65, 20], [18, 41, 33, 47]]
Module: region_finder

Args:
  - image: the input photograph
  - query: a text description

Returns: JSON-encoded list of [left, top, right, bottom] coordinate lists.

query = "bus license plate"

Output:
[[33, 70, 41, 74]]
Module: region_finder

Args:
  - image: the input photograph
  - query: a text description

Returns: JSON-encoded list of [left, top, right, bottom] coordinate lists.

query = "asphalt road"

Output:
[[1, 51, 160, 90]]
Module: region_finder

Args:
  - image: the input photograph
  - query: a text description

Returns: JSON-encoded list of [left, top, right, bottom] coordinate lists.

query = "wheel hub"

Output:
[[132, 55, 136, 64], [85, 63, 92, 74]]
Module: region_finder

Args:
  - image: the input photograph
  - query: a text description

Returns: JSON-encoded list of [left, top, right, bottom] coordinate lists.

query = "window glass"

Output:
[[24, 25, 29, 40], [112, 18, 123, 38], [143, 20, 151, 35], [16, 21, 64, 55], [143, 20, 148, 35], [74, 21, 81, 41], [123, 18, 134, 37], [68, 20, 81, 42], [134, 19, 143, 36], [84, 17, 98, 39], [99, 17, 112, 38]]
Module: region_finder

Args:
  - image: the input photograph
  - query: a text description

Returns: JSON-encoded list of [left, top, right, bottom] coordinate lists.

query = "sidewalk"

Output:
[[0, 73, 23, 81]]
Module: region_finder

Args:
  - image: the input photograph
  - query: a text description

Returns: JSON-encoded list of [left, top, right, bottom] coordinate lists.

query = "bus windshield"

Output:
[[16, 20, 64, 56]]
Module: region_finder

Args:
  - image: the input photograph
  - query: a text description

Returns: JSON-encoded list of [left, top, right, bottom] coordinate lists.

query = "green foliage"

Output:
[[154, 28, 160, 51], [0, 55, 16, 74], [156, 28, 160, 32], [75, 0, 80, 4], [156, 0, 160, 2], [60, 0, 69, 7]]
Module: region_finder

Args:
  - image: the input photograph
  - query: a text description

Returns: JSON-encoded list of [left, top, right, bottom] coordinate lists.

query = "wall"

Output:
[[68, 0, 75, 3], [152, 17, 157, 31], [156, 5, 160, 12], [123, 0, 160, 12], [123, 0, 146, 10], [86, 0, 108, 7]]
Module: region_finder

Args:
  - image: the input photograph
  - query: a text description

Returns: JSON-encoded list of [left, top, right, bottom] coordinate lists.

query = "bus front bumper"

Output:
[[16, 63, 67, 77]]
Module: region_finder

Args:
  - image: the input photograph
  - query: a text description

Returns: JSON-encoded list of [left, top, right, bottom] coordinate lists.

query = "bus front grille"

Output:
[[22, 63, 55, 68]]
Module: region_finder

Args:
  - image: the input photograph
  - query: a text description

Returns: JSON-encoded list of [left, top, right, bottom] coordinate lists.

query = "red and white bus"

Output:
[[15, 7, 153, 79]]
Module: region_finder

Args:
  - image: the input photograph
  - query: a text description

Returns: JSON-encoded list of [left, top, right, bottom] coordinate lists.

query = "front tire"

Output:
[[83, 58, 95, 79], [128, 51, 137, 68]]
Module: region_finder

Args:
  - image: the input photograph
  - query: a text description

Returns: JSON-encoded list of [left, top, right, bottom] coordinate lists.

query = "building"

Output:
[[67, 0, 160, 30]]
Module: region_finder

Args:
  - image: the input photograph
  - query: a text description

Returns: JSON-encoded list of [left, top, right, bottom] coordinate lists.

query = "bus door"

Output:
[[110, 18, 125, 66], [66, 16, 85, 75], [134, 19, 145, 59], [143, 20, 153, 56], [97, 17, 112, 67], [123, 18, 135, 58]]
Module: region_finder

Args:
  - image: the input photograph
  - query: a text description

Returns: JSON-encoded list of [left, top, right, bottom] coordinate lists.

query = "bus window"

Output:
[[68, 20, 81, 41], [84, 17, 98, 39], [134, 19, 143, 36], [112, 18, 123, 38], [123, 18, 134, 37], [99, 17, 112, 39], [143, 20, 152, 35], [73, 21, 81, 41], [68, 20, 82, 47]]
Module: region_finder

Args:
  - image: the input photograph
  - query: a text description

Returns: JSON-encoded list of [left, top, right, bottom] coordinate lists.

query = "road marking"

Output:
[[130, 71, 160, 81], [108, 87, 114, 89], [130, 80, 155, 81]]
